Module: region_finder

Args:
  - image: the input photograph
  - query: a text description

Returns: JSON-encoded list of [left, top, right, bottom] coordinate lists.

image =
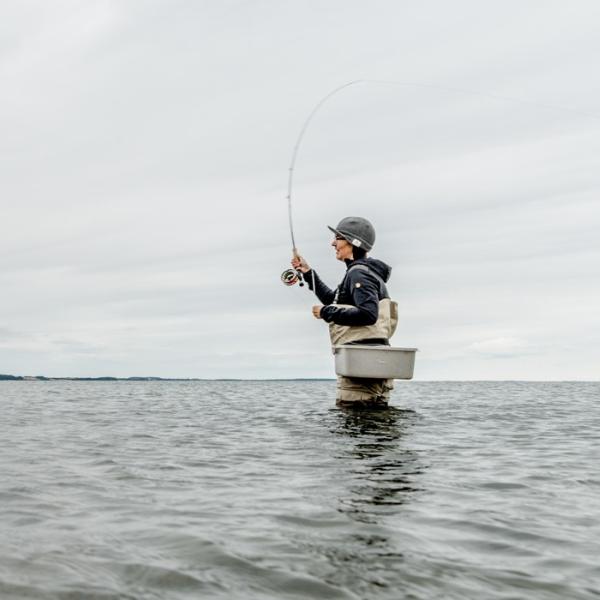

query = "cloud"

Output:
[[466, 337, 536, 359], [1, 1, 600, 379]]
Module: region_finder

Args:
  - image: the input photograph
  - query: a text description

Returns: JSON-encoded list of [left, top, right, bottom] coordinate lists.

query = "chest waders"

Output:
[[328, 265, 398, 407]]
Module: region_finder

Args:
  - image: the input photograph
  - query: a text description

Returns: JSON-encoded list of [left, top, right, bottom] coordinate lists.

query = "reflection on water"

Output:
[[310, 407, 426, 595], [332, 407, 424, 523]]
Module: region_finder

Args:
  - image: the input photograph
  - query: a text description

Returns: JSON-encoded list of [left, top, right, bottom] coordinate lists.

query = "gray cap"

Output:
[[328, 216, 376, 251]]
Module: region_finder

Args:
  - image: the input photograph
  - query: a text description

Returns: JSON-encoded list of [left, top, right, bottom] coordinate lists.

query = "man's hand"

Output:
[[312, 304, 324, 319], [291, 254, 310, 273]]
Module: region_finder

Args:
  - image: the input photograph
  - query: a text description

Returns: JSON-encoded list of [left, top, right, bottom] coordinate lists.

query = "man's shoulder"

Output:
[[346, 262, 380, 286], [348, 259, 379, 274]]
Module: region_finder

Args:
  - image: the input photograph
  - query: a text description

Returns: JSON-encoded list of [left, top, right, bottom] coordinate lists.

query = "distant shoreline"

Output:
[[0, 374, 333, 382], [2, 375, 175, 381]]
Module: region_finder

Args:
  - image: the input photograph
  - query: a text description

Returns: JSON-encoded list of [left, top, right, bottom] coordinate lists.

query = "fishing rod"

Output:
[[280, 79, 599, 287], [281, 81, 362, 286]]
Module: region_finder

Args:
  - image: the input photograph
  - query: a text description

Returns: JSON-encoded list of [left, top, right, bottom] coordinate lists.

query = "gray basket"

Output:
[[333, 345, 417, 379]]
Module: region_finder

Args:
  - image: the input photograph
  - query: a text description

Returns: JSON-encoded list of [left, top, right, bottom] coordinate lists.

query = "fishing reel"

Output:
[[281, 268, 304, 287]]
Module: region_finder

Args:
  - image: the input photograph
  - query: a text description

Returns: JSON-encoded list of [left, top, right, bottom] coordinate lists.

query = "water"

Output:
[[1, 381, 599, 600]]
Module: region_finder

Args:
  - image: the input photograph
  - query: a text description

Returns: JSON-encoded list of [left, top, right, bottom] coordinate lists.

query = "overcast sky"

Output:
[[1, 1, 599, 380]]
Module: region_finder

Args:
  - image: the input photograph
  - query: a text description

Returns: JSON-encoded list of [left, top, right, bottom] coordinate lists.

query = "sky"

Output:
[[1, 0, 599, 380]]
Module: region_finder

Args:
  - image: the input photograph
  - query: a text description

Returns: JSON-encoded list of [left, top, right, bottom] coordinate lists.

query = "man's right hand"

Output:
[[291, 254, 310, 273]]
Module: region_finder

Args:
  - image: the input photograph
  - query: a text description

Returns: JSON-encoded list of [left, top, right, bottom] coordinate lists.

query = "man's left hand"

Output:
[[312, 305, 324, 319]]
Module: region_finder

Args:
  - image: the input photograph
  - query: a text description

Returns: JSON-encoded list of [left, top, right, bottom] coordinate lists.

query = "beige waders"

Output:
[[329, 298, 398, 408]]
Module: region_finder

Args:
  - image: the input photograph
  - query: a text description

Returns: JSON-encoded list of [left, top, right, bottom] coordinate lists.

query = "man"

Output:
[[291, 216, 398, 408]]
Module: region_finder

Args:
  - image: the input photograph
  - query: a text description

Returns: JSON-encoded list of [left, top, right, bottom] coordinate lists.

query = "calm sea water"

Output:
[[1, 381, 598, 599]]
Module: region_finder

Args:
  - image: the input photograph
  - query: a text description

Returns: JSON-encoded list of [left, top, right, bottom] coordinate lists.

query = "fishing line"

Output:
[[281, 78, 599, 286]]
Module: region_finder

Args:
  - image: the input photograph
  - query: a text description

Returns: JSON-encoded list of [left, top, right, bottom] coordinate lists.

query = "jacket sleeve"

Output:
[[320, 269, 380, 326], [304, 269, 336, 305]]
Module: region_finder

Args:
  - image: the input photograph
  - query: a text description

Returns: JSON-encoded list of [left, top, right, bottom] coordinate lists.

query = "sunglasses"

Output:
[[334, 235, 345, 241]]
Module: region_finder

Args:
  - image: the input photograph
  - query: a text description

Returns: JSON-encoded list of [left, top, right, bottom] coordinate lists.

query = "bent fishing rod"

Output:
[[281, 82, 361, 287], [280, 79, 599, 287]]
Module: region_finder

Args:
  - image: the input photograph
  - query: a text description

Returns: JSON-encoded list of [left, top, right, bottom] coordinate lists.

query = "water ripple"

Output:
[[1, 381, 599, 599]]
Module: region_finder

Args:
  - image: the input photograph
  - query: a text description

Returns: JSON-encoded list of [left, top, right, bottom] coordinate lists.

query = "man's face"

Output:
[[331, 235, 353, 262]]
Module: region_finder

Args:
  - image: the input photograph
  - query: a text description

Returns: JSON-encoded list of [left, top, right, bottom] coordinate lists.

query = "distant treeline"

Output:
[[0, 374, 169, 381], [1, 374, 333, 382]]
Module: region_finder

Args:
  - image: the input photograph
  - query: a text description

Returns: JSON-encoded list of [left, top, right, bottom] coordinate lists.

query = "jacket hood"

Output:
[[346, 257, 392, 282]]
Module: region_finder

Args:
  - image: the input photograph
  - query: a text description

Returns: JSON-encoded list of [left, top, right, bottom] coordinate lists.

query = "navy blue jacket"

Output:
[[305, 257, 391, 326]]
